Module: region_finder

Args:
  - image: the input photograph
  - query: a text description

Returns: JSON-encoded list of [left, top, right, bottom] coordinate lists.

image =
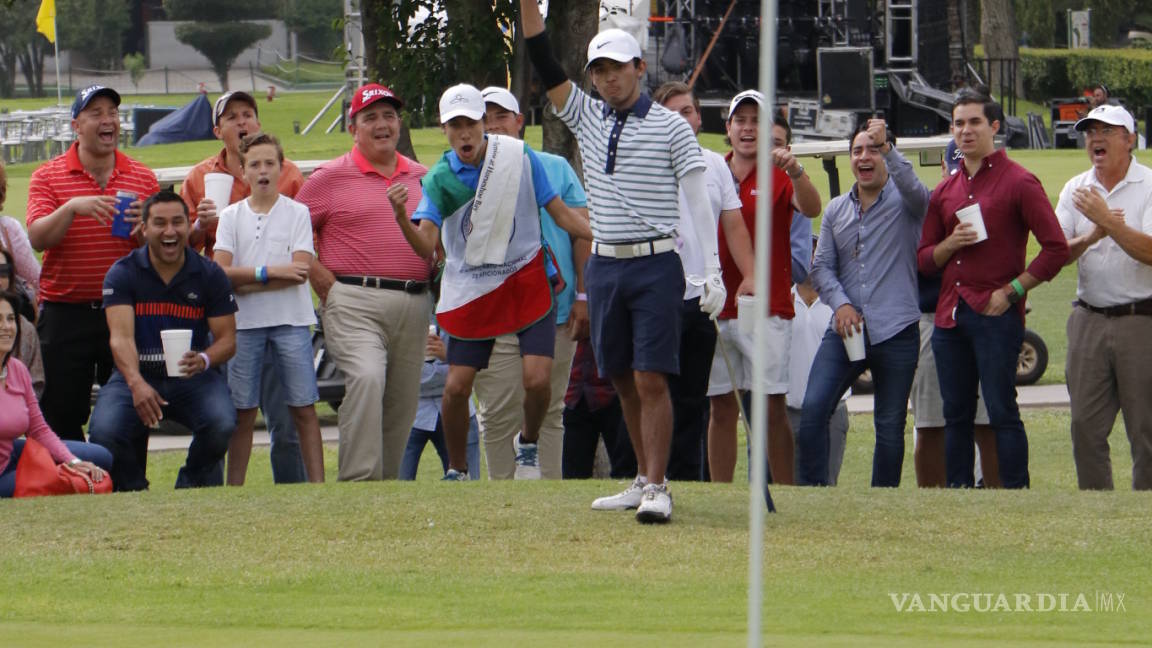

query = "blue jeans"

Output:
[[797, 322, 918, 487], [399, 415, 480, 480], [932, 301, 1028, 488], [88, 369, 236, 491], [261, 353, 307, 484], [0, 439, 114, 497]]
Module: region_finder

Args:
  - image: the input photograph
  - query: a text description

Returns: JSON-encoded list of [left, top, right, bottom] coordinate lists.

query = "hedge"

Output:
[[1019, 47, 1152, 107]]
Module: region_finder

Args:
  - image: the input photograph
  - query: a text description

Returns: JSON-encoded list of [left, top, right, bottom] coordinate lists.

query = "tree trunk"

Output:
[[537, 0, 596, 177], [979, 0, 1021, 98], [946, 1, 968, 88], [357, 0, 417, 161], [443, 0, 512, 89]]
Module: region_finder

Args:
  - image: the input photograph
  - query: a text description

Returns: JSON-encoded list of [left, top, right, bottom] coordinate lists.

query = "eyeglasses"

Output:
[[1084, 125, 1120, 137]]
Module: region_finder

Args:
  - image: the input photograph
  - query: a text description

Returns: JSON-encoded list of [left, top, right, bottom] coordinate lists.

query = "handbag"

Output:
[[12, 437, 113, 497]]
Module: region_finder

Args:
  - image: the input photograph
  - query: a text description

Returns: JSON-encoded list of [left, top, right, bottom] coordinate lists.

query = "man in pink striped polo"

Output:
[[296, 84, 433, 481]]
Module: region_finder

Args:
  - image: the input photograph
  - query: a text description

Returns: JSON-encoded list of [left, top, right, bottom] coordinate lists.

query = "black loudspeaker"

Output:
[[818, 48, 873, 111]]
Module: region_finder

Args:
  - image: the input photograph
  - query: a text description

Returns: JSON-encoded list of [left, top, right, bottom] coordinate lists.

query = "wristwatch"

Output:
[[788, 163, 805, 179]]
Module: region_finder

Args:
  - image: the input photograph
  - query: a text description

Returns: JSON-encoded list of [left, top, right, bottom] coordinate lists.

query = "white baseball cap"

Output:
[[481, 87, 520, 114], [439, 84, 485, 124], [727, 90, 764, 120], [585, 29, 643, 70], [1074, 104, 1135, 133]]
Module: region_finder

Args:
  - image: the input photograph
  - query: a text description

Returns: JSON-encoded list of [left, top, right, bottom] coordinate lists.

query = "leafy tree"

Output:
[[164, 0, 279, 91], [361, 0, 448, 125], [123, 52, 146, 92], [442, 0, 515, 89], [58, 0, 131, 70], [282, 0, 343, 58], [537, 0, 596, 169]]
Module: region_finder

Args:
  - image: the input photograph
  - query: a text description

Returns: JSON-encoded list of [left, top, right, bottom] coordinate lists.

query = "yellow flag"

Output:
[[36, 0, 56, 44]]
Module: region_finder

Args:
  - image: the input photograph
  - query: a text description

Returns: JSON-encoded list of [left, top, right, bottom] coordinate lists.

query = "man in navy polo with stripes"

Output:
[[89, 189, 238, 491], [520, 0, 725, 523]]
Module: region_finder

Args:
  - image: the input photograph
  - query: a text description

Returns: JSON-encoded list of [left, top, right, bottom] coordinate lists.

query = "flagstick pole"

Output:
[[53, 14, 61, 106]]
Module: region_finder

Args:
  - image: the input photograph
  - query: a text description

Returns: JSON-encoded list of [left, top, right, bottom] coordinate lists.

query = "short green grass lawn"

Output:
[[1, 409, 1146, 646]]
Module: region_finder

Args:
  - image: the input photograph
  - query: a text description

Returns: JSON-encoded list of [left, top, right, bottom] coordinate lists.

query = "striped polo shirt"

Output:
[[102, 246, 237, 378], [296, 146, 433, 280], [26, 143, 160, 303], [555, 87, 705, 243]]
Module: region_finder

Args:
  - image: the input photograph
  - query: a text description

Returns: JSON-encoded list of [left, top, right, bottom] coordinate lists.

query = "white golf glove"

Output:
[[700, 269, 726, 319]]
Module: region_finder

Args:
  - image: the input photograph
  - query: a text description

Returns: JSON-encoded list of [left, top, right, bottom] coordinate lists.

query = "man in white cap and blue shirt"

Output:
[[519, 0, 725, 522], [1057, 103, 1152, 490], [468, 86, 591, 480]]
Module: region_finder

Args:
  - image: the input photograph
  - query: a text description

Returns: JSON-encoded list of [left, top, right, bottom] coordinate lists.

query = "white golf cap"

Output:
[[438, 84, 485, 124], [585, 28, 642, 70], [1074, 104, 1135, 133], [481, 87, 520, 114], [727, 90, 764, 120]]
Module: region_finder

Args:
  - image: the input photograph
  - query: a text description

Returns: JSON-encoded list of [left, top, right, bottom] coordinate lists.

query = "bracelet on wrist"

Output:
[[575, 292, 588, 302], [198, 352, 211, 370], [1010, 278, 1025, 297], [256, 266, 269, 284]]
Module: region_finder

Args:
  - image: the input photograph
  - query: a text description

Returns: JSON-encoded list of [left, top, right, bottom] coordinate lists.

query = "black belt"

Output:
[[1077, 298, 1152, 317], [45, 300, 103, 310], [334, 275, 428, 294]]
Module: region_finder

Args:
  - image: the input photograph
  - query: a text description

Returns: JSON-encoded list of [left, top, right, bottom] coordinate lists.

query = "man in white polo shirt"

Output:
[[520, 0, 725, 522], [1057, 104, 1152, 490]]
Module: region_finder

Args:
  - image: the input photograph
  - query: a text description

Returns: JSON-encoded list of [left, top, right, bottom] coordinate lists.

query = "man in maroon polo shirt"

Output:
[[26, 85, 159, 441], [295, 83, 433, 481], [917, 91, 1069, 488]]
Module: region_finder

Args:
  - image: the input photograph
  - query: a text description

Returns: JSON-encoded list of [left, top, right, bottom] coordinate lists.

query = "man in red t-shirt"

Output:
[[706, 91, 821, 484], [26, 85, 159, 440]]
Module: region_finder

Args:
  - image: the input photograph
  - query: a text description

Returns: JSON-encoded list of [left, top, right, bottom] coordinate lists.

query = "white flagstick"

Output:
[[748, 0, 777, 645], [53, 13, 61, 106]]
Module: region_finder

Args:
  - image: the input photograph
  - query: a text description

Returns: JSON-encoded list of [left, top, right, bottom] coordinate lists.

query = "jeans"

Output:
[[399, 415, 480, 480], [797, 322, 918, 487], [88, 369, 236, 491], [0, 439, 114, 497], [262, 354, 308, 484], [932, 301, 1028, 488], [667, 299, 716, 481]]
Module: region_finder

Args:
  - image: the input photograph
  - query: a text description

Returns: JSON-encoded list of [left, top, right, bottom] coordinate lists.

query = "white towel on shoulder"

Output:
[[466, 133, 524, 266]]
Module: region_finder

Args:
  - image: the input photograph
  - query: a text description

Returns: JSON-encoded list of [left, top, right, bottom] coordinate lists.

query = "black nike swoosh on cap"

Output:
[[596, 42, 611, 49]]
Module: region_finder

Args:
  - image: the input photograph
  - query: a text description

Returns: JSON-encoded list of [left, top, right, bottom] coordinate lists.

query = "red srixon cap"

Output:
[[349, 83, 403, 119]]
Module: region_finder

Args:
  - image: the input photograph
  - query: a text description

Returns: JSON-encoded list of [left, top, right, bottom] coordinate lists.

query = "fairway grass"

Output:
[[1, 410, 1146, 646]]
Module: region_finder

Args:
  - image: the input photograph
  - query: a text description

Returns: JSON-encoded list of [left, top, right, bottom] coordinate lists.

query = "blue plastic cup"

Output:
[[111, 191, 136, 239]]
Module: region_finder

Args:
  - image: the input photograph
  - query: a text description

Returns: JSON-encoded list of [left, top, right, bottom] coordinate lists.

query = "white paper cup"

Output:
[[203, 173, 234, 211], [161, 329, 193, 378], [842, 321, 866, 362], [955, 203, 988, 243], [737, 295, 757, 334]]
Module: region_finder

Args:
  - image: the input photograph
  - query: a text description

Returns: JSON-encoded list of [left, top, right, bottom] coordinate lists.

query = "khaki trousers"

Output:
[[322, 282, 429, 481], [473, 328, 577, 479], [1066, 306, 1152, 490]]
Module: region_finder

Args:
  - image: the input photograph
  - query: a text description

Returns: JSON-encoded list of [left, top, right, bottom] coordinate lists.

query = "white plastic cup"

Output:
[[203, 173, 234, 211], [737, 295, 757, 334], [955, 203, 988, 243], [842, 321, 866, 362], [161, 329, 193, 378]]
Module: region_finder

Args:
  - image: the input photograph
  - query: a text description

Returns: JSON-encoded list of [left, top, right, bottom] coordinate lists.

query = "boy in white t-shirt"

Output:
[[213, 133, 324, 485]]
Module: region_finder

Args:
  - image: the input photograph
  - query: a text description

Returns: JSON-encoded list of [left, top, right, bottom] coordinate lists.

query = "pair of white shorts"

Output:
[[707, 316, 791, 396]]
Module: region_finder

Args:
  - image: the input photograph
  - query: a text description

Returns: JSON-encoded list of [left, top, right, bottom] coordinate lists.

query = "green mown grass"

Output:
[[0, 410, 1147, 645]]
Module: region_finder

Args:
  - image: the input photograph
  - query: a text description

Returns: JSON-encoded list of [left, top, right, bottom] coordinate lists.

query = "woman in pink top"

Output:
[[0, 292, 112, 497]]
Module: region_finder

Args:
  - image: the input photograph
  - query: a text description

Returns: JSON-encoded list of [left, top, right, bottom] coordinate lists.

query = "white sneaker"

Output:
[[514, 434, 541, 480], [635, 482, 673, 523], [590, 477, 645, 510]]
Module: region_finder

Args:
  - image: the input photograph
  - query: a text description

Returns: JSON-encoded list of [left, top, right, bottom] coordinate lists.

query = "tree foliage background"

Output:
[[165, 0, 279, 91], [1015, 0, 1147, 47]]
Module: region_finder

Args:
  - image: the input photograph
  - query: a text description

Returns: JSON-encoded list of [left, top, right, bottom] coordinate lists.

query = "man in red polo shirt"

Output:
[[918, 91, 1068, 488], [26, 85, 159, 441], [706, 90, 821, 484], [296, 83, 433, 481], [180, 91, 309, 484]]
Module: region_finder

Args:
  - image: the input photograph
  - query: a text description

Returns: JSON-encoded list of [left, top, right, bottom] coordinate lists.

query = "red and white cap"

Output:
[[349, 83, 403, 119]]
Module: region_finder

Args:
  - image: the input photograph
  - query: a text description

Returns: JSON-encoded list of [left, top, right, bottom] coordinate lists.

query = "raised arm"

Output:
[[519, 0, 573, 111]]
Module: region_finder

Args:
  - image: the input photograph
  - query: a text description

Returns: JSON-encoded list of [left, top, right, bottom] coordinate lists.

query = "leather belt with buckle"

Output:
[[1077, 298, 1152, 317], [334, 275, 428, 294], [591, 237, 676, 259]]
